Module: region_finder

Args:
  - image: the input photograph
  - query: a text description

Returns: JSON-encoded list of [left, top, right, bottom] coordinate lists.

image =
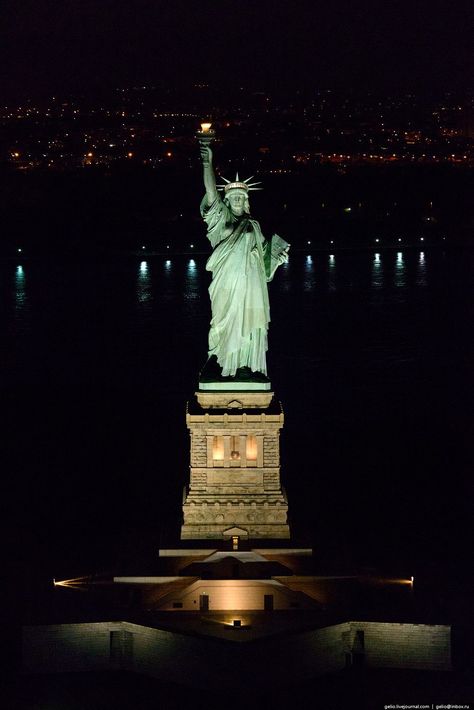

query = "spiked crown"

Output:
[[217, 173, 262, 193]]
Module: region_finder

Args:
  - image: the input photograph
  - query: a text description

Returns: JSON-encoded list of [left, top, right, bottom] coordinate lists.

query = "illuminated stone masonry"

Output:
[[181, 390, 290, 540]]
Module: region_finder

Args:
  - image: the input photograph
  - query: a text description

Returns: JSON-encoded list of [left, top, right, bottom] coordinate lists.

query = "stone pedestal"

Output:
[[181, 390, 290, 540]]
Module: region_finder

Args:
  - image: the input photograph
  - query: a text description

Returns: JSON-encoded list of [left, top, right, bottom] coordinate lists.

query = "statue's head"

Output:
[[218, 173, 262, 217], [225, 188, 249, 216]]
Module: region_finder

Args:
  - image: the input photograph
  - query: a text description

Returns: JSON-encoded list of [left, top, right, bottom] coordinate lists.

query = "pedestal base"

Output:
[[181, 390, 290, 541]]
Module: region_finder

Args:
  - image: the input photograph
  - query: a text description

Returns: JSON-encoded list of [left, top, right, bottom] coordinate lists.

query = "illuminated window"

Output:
[[246, 435, 257, 461], [230, 435, 240, 460], [213, 436, 224, 461], [232, 535, 239, 551]]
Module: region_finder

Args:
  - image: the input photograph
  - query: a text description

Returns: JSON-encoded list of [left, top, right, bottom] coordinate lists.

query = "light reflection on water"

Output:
[[303, 254, 316, 291], [327, 253, 336, 290], [137, 260, 151, 304], [184, 257, 200, 300], [417, 251, 427, 286], [394, 251, 406, 288], [372, 252, 383, 289], [15, 264, 28, 315]]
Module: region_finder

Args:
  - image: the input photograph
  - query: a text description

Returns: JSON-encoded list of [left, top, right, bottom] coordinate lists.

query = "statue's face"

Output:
[[227, 189, 248, 216]]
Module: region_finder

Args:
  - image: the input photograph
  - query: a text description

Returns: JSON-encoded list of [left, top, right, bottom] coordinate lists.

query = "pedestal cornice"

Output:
[[195, 390, 274, 410]]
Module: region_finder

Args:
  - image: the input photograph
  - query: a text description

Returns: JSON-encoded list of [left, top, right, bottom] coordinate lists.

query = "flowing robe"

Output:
[[201, 194, 281, 377]]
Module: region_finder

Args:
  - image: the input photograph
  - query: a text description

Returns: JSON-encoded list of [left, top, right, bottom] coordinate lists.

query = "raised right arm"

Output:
[[200, 144, 218, 206]]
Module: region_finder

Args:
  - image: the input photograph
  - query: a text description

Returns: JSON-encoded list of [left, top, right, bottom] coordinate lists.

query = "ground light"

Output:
[[53, 576, 91, 591]]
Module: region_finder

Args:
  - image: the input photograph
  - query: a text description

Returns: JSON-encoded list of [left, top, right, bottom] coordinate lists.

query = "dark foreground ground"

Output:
[[7, 667, 473, 710]]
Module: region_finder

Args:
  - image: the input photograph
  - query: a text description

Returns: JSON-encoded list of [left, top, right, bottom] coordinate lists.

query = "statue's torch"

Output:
[[196, 122, 215, 145]]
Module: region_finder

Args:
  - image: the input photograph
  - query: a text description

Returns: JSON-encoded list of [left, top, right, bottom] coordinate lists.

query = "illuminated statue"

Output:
[[199, 139, 289, 381]]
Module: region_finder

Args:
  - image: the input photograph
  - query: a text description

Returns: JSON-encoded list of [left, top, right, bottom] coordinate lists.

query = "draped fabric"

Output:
[[201, 195, 272, 377]]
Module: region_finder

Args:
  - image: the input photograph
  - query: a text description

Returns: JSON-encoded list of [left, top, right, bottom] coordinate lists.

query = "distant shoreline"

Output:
[[2, 241, 472, 261]]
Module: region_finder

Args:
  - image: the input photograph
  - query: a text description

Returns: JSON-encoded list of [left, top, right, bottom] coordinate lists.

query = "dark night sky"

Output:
[[0, 0, 472, 97]]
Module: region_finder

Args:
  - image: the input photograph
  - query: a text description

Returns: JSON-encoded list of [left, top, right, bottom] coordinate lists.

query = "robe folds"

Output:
[[201, 194, 282, 377]]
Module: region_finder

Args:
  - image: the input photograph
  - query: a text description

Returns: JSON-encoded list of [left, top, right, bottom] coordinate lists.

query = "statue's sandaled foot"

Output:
[[200, 357, 269, 384], [235, 366, 269, 383]]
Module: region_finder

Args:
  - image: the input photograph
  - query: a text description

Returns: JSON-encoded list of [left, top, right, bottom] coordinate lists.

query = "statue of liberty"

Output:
[[199, 138, 289, 383]]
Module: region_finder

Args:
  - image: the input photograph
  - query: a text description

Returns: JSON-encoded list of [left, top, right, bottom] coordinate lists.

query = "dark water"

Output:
[[2, 250, 473, 579]]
